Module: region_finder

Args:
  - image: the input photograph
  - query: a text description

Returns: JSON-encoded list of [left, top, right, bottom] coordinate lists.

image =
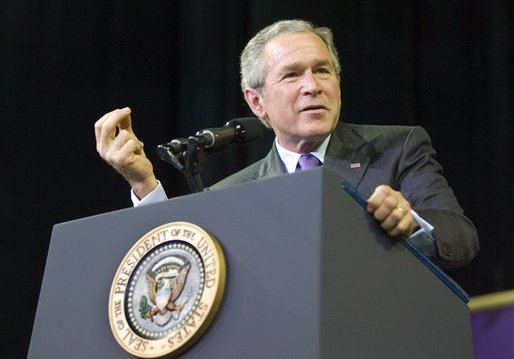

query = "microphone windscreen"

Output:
[[225, 117, 263, 144]]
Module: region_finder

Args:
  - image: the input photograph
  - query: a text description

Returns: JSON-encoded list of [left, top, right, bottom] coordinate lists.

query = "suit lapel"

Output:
[[324, 122, 372, 189], [252, 143, 288, 181]]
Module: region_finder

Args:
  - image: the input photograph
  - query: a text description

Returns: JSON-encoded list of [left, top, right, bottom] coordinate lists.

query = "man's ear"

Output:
[[243, 88, 267, 120]]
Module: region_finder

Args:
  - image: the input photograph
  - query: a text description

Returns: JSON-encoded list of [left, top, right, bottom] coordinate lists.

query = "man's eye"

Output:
[[283, 72, 300, 79], [316, 67, 331, 74]]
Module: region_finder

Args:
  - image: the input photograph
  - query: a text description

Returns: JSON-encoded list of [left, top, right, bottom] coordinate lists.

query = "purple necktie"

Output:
[[297, 153, 322, 171]]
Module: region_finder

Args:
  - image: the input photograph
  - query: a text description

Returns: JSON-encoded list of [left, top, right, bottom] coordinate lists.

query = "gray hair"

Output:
[[239, 19, 341, 92]]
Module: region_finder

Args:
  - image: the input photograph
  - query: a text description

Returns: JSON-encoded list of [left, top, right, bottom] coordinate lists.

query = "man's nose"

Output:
[[301, 71, 322, 96]]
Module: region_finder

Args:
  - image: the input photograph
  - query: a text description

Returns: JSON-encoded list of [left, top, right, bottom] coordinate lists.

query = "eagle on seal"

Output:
[[145, 257, 191, 319]]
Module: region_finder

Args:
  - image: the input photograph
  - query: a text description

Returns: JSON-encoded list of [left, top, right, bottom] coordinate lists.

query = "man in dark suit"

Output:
[[95, 19, 478, 269]]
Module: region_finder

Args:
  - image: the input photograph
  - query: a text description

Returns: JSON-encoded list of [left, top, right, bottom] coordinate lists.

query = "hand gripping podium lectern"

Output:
[[29, 168, 473, 358]]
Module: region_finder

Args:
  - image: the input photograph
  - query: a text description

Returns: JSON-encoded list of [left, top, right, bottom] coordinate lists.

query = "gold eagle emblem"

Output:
[[140, 255, 191, 322]]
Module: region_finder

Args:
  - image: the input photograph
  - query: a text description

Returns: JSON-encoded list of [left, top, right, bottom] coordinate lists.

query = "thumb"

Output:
[[117, 107, 134, 133]]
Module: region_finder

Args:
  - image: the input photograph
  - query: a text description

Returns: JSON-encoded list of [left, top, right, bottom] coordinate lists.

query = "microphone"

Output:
[[157, 117, 263, 157]]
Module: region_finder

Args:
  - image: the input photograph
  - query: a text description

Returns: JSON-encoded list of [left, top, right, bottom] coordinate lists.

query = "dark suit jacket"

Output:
[[211, 122, 479, 269]]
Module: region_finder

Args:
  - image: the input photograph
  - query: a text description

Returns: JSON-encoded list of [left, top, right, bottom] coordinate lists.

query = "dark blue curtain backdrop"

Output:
[[1, 0, 512, 356]]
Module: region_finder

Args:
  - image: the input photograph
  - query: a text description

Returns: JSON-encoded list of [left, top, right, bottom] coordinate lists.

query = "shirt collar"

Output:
[[275, 135, 331, 174]]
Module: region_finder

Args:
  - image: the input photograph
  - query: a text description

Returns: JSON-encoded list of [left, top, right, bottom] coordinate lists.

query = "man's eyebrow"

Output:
[[278, 63, 302, 73], [278, 59, 333, 72], [312, 59, 332, 67]]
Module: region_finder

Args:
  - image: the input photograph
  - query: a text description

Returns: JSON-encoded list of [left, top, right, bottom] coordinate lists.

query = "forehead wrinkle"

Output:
[[265, 37, 322, 64]]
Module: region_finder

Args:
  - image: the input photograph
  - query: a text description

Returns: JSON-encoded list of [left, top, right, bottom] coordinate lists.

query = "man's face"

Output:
[[245, 32, 341, 153]]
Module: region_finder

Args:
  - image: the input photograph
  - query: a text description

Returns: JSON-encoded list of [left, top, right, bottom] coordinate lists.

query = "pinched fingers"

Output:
[[94, 107, 134, 155], [93, 108, 157, 197]]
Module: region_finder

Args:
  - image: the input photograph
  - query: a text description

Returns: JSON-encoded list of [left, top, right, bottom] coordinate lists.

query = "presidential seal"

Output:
[[108, 222, 226, 358]]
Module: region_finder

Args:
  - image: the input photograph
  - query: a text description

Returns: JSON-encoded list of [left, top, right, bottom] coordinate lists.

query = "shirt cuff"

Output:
[[130, 180, 168, 206], [408, 210, 437, 258]]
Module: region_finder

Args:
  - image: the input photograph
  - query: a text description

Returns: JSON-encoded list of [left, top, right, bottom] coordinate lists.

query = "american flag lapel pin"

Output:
[[350, 162, 361, 169]]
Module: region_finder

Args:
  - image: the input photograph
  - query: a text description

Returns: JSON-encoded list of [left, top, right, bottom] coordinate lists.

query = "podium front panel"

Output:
[[29, 168, 472, 358]]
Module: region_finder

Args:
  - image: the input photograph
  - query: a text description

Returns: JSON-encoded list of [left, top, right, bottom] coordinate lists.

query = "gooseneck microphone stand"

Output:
[[157, 135, 207, 193], [156, 117, 264, 194]]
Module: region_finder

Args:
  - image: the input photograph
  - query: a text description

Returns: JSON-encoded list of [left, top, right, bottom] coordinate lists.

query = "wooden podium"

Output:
[[28, 168, 473, 358]]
